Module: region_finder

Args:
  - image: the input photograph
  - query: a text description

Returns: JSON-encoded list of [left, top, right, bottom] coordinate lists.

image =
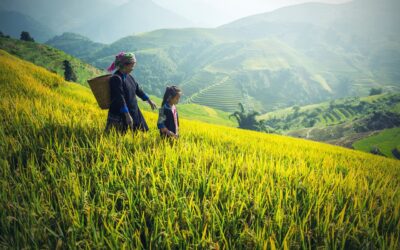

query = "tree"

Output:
[[20, 31, 35, 42], [63, 60, 77, 82], [0, 31, 10, 38], [292, 105, 300, 113], [369, 87, 383, 96], [230, 103, 265, 131]]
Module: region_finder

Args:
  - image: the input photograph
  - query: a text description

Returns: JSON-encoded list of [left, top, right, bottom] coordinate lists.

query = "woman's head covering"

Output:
[[107, 52, 136, 72]]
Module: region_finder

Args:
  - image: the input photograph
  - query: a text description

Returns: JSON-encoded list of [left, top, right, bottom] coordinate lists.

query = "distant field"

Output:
[[353, 127, 400, 159]]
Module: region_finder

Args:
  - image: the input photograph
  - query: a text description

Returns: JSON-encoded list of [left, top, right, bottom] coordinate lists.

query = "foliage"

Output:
[[370, 88, 383, 96], [0, 36, 103, 85], [63, 60, 77, 82], [230, 103, 265, 131], [20, 31, 34, 42], [1, 49, 400, 249]]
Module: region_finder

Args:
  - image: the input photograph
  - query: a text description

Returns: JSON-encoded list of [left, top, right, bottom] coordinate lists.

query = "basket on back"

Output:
[[87, 74, 112, 109]]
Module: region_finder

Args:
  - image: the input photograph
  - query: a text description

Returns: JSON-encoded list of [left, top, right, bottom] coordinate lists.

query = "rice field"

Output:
[[1, 50, 399, 249]]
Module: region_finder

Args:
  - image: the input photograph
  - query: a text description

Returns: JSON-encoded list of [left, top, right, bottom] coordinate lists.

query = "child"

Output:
[[157, 86, 182, 139]]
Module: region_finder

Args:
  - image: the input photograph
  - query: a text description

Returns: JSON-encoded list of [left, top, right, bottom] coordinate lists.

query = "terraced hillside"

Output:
[[184, 75, 243, 112], [258, 93, 400, 158], [48, 0, 400, 113], [259, 93, 400, 128], [1, 49, 400, 249]]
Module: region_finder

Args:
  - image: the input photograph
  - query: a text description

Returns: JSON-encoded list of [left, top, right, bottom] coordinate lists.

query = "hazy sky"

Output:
[[129, 0, 352, 26]]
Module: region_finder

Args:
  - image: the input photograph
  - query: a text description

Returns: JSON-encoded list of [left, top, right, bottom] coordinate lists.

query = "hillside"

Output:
[[258, 92, 400, 158], [46, 33, 106, 61], [0, 36, 103, 85], [1, 49, 400, 248], [353, 127, 400, 159], [47, 0, 400, 113]]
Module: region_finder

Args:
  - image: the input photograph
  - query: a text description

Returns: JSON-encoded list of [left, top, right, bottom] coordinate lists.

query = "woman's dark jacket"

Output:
[[105, 70, 149, 133]]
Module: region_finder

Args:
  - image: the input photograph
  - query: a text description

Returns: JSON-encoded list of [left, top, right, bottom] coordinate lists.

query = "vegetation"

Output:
[[46, 0, 400, 113], [370, 87, 383, 96], [0, 31, 10, 38], [230, 103, 265, 131], [63, 60, 77, 82], [20, 31, 34, 42], [0, 36, 103, 85], [259, 93, 400, 132], [257, 93, 400, 158], [353, 127, 400, 159], [1, 50, 399, 248]]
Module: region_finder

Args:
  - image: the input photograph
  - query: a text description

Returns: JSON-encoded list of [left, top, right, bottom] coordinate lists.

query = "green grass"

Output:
[[0, 36, 103, 85], [1, 47, 400, 249], [259, 93, 400, 129], [353, 127, 400, 159], [138, 95, 237, 127]]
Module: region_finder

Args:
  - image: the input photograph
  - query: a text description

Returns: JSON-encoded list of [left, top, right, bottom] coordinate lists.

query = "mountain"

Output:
[[72, 0, 193, 43], [0, 0, 192, 43], [0, 11, 56, 42], [222, 0, 400, 38], [0, 0, 117, 32], [46, 33, 106, 61], [1, 49, 399, 248], [47, 0, 400, 113]]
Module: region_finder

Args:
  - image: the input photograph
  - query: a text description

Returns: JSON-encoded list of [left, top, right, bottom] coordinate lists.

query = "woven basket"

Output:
[[87, 74, 112, 109]]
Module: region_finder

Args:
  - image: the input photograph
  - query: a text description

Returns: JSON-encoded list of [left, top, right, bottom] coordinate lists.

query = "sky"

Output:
[[128, 0, 352, 27]]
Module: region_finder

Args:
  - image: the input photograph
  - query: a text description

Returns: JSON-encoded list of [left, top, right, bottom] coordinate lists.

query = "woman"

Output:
[[105, 52, 157, 134]]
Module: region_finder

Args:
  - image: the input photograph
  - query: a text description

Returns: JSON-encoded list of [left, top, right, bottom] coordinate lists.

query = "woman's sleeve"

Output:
[[110, 75, 128, 113], [132, 77, 149, 101], [157, 108, 167, 129]]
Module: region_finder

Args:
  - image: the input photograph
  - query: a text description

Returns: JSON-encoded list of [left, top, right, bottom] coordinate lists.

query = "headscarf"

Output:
[[107, 52, 136, 72]]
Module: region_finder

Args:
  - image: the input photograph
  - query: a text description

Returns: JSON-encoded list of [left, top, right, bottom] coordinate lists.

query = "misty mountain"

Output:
[[0, 0, 192, 43], [0, 11, 55, 42], [47, 0, 400, 112], [0, 0, 117, 32], [46, 33, 106, 60], [73, 0, 193, 43]]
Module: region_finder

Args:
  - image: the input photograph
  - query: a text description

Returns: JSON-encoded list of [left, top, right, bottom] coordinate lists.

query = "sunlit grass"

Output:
[[1, 50, 399, 249]]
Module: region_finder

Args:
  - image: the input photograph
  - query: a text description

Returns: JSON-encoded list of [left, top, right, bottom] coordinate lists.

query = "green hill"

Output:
[[353, 127, 400, 159], [1, 49, 400, 248], [47, 0, 400, 113], [258, 93, 400, 158], [46, 33, 106, 61], [0, 36, 103, 85]]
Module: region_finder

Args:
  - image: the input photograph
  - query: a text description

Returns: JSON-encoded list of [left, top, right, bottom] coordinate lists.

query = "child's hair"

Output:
[[162, 85, 182, 106]]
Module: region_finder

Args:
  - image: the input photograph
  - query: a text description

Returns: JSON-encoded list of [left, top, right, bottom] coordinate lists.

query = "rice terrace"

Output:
[[1, 0, 400, 248]]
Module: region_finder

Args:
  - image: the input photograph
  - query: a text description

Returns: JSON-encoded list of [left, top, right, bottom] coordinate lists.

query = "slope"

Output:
[[0, 36, 103, 85], [0, 50, 399, 248]]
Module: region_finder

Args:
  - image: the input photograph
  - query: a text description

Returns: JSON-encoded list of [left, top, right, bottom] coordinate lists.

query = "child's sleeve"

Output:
[[157, 108, 167, 129]]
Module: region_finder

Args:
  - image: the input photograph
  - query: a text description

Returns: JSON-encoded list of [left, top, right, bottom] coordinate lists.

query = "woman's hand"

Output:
[[147, 99, 157, 110], [161, 128, 178, 139], [124, 113, 134, 130], [169, 131, 178, 139]]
